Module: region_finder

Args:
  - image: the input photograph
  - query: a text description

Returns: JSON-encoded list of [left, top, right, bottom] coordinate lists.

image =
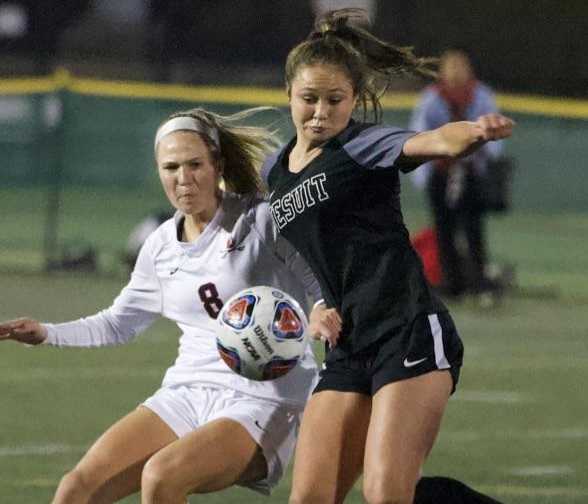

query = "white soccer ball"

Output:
[[216, 286, 308, 381]]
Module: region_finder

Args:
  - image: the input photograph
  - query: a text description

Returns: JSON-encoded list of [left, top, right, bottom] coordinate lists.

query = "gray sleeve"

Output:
[[274, 236, 323, 304], [250, 201, 323, 305], [43, 237, 162, 347], [343, 125, 418, 172]]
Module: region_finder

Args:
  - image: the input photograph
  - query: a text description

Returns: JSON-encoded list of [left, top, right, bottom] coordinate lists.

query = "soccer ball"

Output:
[[216, 286, 308, 381]]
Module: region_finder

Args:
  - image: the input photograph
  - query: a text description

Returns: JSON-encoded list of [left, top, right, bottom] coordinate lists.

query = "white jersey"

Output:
[[43, 192, 320, 408]]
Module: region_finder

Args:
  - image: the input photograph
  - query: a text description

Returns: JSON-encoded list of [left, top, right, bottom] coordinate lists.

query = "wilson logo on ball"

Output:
[[222, 294, 257, 330], [216, 286, 308, 381], [272, 301, 305, 341]]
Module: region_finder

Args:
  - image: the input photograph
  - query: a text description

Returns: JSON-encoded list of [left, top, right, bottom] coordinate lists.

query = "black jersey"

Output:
[[263, 120, 446, 361]]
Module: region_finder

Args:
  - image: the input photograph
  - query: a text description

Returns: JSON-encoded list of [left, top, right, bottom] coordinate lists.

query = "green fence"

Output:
[[1, 72, 587, 273]]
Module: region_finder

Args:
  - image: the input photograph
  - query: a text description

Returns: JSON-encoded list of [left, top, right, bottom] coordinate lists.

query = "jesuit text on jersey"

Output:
[[270, 174, 329, 230]]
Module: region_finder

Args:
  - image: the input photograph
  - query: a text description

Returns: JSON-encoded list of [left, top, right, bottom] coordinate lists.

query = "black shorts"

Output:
[[314, 311, 464, 397]]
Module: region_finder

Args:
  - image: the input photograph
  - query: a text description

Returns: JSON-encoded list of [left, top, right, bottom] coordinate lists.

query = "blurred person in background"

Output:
[[410, 49, 506, 299], [122, 209, 173, 271], [0, 0, 90, 73], [263, 8, 508, 504], [0, 107, 324, 503]]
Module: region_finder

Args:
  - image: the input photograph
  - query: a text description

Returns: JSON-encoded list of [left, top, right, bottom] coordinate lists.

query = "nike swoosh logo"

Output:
[[403, 357, 428, 368], [254, 420, 266, 432]]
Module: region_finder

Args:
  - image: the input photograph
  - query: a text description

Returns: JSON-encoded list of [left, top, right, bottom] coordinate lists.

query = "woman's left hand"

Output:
[[308, 304, 342, 348]]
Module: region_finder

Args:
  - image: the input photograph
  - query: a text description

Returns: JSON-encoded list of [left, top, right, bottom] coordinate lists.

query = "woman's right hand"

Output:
[[308, 304, 342, 348], [0, 318, 47, 345]]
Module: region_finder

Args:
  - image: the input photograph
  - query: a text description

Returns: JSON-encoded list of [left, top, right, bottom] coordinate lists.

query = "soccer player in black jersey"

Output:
[[262, 9, 512, 504]]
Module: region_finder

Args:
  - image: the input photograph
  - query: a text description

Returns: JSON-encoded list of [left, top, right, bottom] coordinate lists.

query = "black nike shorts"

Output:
[[313, 311, 464, 397]]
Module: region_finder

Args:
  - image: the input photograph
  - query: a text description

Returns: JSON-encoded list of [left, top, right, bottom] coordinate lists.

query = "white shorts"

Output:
[[142, 384, 301, 495]]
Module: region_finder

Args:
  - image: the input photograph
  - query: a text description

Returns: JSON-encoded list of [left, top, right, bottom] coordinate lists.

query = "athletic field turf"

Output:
[[1, 198, 587, 503]]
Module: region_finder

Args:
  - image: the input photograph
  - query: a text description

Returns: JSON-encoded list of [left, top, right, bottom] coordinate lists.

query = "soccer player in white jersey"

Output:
[[0, 107, 331, 503]]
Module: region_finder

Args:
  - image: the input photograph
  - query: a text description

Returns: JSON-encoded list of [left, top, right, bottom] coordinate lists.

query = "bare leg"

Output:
[[362, 371, 452, 504], [52, 406, 178, 504], [141, 417, 267, 503], [289, 391, 372, 504]]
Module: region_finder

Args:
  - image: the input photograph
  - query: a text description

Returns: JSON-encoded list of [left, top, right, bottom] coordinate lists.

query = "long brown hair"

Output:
[[160, 107, 280, 194], [285, 8, 436, 122]]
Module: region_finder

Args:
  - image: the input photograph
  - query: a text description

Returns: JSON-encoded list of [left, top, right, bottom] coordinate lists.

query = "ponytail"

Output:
[[286, 8, 436, 122]]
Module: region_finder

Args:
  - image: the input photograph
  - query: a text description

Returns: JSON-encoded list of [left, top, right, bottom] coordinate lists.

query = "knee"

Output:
[[362, 473, 416, 504], [141, 456, 185, 502], [289, 488, 311, 504], [289, 494, 309, 504], [53, 468, 96, 503], [289, 487, 342, 504], [362, 488, 415, 504]]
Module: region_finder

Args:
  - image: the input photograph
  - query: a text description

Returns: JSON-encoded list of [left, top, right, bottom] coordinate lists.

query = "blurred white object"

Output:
[[0, 3, 27, 38]]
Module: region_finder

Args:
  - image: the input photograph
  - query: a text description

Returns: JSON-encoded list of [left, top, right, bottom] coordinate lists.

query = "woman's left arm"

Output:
[[402, 113, 514, 162]]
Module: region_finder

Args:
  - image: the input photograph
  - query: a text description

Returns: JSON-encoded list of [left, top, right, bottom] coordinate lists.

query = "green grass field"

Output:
[[1, 188, 587, 503]]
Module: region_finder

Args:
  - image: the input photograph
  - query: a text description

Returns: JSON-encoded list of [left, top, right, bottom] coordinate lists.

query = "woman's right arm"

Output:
[[0, 239, 163, 348], [402, 113, 514, 162]]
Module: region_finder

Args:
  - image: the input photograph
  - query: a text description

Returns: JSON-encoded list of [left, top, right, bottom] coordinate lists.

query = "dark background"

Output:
[[0, 0, 586, 97]]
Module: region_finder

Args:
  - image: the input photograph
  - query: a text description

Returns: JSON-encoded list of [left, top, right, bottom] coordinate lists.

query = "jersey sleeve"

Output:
[[274, 235, 323, 305], [43, 236, 162, 348], [248, 199, 323, 305], [343, 125, 419, 173]]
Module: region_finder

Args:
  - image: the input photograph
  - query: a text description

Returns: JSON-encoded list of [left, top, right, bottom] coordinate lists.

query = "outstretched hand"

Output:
[[474, 113, 515, 141], [0, 318, 47, 345], [308, 304, 342, 349]]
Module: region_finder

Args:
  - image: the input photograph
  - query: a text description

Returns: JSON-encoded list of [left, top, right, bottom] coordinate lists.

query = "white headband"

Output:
[[154, 116, 220, 151]]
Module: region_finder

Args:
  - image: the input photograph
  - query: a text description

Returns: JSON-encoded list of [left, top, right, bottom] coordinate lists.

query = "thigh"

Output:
[[143, 417, 266, 494], [363, 371, 452, 496], [78, 406, 178, 502], [290, 390, 372, 503]]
